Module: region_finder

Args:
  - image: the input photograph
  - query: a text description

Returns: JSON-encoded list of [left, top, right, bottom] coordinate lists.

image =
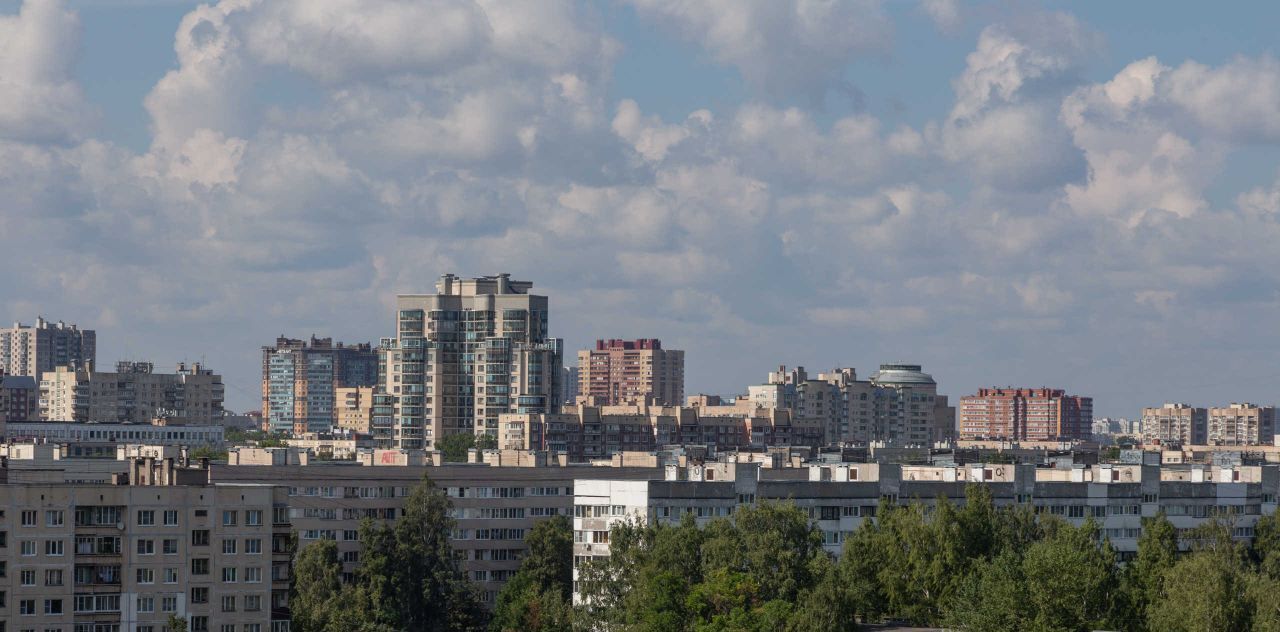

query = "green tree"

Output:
[[945, 549, 1034, 631], [1253, 511, 1280, 578], [1021, 519, 1117, 632], [1148, 549, 1253, 632], [393, 475, 486, 631], [1118, 512, 1179, 631], [290, 539, 346, 632], [491, 515, 574, 632], [167, 615, 189, 632], [786, 556, 858, 632], [438, 433, 477, 462]]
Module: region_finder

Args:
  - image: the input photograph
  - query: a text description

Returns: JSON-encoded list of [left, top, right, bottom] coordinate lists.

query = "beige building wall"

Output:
[[39, 362, 224, 425], [0, 465, 290, 631], [1142, 403, 1207, 445], [335, 387, 375, 433], [1207, 403, 1276, 446]]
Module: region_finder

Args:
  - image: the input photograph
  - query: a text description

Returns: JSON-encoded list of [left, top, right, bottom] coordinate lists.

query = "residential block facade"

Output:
[[0, 374, 38, 422], [0, 317, 96, 378], [381, 274, 563, 449], [577, 339, 684, 406], [0, 458, 292, 632], [40, 362, 225, 425], [959, 388, 1094, 441], [1143, 404, 1209, 445], [1207, 403, 1276, 446], [261, 337, 377, 435]]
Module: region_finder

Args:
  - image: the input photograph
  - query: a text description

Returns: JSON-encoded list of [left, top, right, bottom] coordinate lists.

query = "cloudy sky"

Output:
[[4, 0, 1280, 417]]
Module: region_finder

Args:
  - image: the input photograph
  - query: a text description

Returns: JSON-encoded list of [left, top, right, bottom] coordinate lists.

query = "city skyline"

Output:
[[6, 1, 1280, 420]]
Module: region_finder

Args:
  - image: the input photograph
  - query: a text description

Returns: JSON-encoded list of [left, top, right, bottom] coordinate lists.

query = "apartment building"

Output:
[[577, 339, 684, 406], [499, 403, 824, 460], [572, 460, 1280, 601], [743, 364, 955, 446], [211, 458, 659, 605], [1, 374, 38, 422], [959, 388, 1094, 441], [1207, 403, 1276, 446], [261, 337, 377, 435], [382, 274, 564, 449], [0, 317, 96, 378], [1143, 404, 1209, 445], [334, 387, 374, 434], [0, 457, 292, 632], [40, 362, 225, 425], [4, 422, 225, 450]]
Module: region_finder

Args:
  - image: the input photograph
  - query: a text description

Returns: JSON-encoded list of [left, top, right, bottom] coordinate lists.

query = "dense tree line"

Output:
[[292, 477, 1280, 631]]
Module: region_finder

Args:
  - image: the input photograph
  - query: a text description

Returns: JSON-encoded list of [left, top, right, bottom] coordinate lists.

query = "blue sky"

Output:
[[4, 0, 1280, 417]]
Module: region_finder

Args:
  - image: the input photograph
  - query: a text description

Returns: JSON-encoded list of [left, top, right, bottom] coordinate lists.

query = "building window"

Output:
[[245, 538, 262, 555], [44, 540, 63, 556], [222, 511, 237, 527], [137, 510, 155, 526], [20, 599, 35, 615], [163, 539, 179, 555], [164, 568, 178, 583], [45, 510, 64, 527], [44, 569, 62, 586], [20, 541, 35, 556], [221, 595, 236, 612], [162, 596, 177, 613], [191, 587, 209, 604], [192, 530, 210, 546], [138, 596, 155, 613], [137, 539, 155, 555], [191, 558, 210, 575], [222, 539, 237, 555], [246, 510, 262, 526], [222, 567, 238, 583], [163, 510, 179, 526], [245, 567, 262, 583], [44, 599, 63, 615], [137, 568, 154, 584], [20, 511, 36, 527]]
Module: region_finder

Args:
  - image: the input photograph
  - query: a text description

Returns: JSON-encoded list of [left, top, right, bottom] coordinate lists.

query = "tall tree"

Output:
[[1021, 519, 1117, 632], [291, 539, 345, 632], [1147, 549, 1252, 632], [393, 474, 486, 631], [1119, 513, 1179, 631], [491, 515, 575, 632]]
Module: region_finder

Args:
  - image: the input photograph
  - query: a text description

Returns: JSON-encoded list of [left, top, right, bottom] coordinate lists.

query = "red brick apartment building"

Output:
[[959, 388, 1093, 441]]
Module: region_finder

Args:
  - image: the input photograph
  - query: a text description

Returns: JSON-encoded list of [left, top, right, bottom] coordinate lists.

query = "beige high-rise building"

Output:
[[40, 361, 225, 424], [335, 386, 375, 433], [577, 339, 684, 406], [382, 274, 563, 449], [0, 316, 96, 377], [1142, 403, 1207, 445], [1207, 403, 1275, 446]]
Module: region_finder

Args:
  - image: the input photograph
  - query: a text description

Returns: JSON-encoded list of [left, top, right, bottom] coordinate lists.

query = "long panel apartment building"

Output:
[[499, 404, 823, 460], [0, 458, 292, 631], [573, 460, 1280, 601], [40, 362, 225, 425], [381, 274, 563, 449]]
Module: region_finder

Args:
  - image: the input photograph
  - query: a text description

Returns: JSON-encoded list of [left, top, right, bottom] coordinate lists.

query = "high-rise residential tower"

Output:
[[958, 387, 1094, 441], [383, 274, 563, 449], [577, 338, 684, 406], [1207, 403, 1275, 446], [0, 316, 96, 377], [261, 336, 378, 434], [1141, 403, 1207, 445]]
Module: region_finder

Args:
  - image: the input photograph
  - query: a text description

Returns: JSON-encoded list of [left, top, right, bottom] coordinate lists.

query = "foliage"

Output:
[[190, 445, 228, 462], [438, 432, 499, 462], [167, 615, 188, 632], [574, 502, 829, 631], [291, 475, 485, 632], [491, 515, 576, 631]]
